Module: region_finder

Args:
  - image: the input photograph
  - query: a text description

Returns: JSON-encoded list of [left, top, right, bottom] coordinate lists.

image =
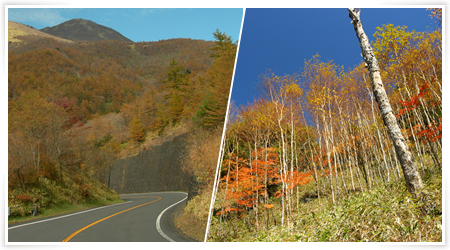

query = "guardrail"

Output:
[[8, 204, 37, 217]]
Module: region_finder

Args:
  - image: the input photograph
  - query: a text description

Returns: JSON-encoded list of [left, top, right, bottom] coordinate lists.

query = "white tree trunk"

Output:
[[348, 8, 424, 197]]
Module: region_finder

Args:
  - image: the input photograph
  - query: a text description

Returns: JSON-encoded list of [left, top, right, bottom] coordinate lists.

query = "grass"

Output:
[[8, 198, 125, 225], [175, 189, 212, 241], [8, 27, 28, 43], [208, 164, 442, 242], [126, 245, 378, 250]]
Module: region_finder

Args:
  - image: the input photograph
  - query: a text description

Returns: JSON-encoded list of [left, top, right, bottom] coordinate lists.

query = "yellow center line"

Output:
[[62, 196, 161, 242], [120, 196, 159, 199]]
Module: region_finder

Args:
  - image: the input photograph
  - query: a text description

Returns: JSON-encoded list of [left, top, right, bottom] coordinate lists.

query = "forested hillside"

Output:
[[8, 19, 236, 236], [207, 9, 442, 242], [175, 31, 238, 241]]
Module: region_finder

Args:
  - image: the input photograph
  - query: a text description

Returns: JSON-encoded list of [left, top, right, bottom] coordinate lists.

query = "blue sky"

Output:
[[7, 8, 244, 43], [72, 0, 243, 5], [231, 8, 441, 108]]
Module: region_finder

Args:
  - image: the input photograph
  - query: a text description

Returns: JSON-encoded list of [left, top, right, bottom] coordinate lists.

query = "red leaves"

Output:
[[396, 79, 442, 144], [416, 119, 442, 142], [53, 97, 84, 129], [397, 82, 429, 117], [16, 193, 33, 202]]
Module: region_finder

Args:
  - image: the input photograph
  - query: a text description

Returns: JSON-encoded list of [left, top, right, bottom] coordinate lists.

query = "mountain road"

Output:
[[8, 192, 194, 242]]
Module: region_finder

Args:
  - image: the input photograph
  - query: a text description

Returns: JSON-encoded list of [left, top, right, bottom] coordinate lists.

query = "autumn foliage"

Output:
[[8, 29, 236, 219], [211, 10, 441, 239]]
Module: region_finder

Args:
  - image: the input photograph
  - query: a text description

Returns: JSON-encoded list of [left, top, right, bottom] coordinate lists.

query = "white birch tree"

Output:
[[347, 8, 424, 198]]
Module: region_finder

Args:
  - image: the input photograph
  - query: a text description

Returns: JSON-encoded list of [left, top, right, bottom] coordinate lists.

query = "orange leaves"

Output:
[[217, 146, 314, 216], [321, 158, 334, 168], [217, 148, 279, 215], [277, 171, 313, 192], [274, 190, 283, 198], [263, 203, 274, 209], [215, 207, 242, 215]]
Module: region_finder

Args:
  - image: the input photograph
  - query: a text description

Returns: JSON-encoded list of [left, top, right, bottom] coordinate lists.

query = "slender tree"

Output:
[[348, 8, 424, 198]]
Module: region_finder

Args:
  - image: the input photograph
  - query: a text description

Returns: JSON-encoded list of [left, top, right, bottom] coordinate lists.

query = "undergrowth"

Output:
[[126, 245, 379, 250], [175, 189, 212, 241], [174, 127, 222, 242], [8, 170, 121, 223], [208, 169, 442, 242]]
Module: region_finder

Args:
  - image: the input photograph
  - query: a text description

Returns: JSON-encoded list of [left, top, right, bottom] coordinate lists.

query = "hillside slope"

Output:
[[8, 21, 73, 45], [8, 29, 236, 242]]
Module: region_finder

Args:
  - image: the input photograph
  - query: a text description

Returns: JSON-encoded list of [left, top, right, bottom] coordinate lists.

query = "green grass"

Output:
[[126, 245, 378, 250], [8, 198, 125, 225], [208, 165, 442, 242]]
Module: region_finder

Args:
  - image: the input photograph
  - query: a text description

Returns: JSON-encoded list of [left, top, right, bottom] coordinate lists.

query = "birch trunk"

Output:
[[348, 8, 424, 197]]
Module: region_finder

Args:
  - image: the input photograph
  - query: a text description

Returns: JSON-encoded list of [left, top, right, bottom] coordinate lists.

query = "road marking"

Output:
[[8, 201, 133, 230], [121, 196, 161, 198], [62, 196, 161, 242], [156, 193, 188, 242]]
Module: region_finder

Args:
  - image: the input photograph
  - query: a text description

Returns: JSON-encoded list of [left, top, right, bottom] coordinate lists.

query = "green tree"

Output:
[[210, 29, 234, 58], [194, 30, 237, 129], [164, 58, 189, 92], [162, 59, 190, 124]]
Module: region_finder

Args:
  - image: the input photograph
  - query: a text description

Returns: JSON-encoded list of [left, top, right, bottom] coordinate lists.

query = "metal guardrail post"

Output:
[[32, 204, 37, 216], [8, 207, 10, 217]]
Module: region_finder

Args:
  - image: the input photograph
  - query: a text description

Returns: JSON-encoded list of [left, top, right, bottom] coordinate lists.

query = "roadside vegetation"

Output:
[[8, 198, 124, 225], [174, 31, 237, 241], [8, 170, 122, 224]]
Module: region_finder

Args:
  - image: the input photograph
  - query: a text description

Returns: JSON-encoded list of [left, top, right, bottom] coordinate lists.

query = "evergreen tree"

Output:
[[162, 58, 190, 124], [168, 91, 184, 123], [129, 116, 145, 143], [164, 58, 189, 93], [194, 30, 237, 129]]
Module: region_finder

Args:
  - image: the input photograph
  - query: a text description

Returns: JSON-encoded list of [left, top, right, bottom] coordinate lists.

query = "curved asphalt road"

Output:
[[8, 192, 195, 242]]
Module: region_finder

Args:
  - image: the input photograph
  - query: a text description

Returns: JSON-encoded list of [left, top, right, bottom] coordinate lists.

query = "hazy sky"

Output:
[[72, 0, 243, 5], [231, 8, 440, 108], [7, 8, 244, 43]]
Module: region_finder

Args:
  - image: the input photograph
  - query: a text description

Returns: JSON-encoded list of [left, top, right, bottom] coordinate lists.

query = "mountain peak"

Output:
[[40, 18, 132, 42]]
